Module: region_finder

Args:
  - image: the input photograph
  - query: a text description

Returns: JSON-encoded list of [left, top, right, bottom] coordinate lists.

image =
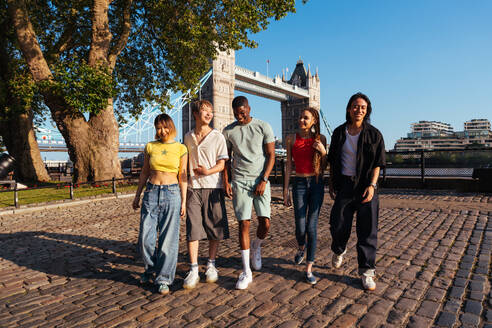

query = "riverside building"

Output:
[[394, 119, 492, 151]]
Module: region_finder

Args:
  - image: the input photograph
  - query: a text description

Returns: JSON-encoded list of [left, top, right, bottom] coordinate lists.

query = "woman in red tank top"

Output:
[[283, 108, 327, 284]]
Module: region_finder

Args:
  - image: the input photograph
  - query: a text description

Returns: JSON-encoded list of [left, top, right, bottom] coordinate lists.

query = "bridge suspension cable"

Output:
[[319, 108, 333, 137]]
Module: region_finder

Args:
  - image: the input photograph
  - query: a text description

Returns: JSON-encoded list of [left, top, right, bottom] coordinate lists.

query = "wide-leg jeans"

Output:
[[330, 176, 378, 276], [138, 182, 181, 285], [292, 176, 324, 263]]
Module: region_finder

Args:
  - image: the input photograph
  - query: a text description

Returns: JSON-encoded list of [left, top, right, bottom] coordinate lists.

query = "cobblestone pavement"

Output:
[[0, 188, 490, 327]]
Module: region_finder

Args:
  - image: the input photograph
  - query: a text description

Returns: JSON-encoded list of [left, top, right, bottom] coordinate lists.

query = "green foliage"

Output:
[[115, 0, 297, 117], [39, 60, 116, 115], [6, 0, 299, 120]]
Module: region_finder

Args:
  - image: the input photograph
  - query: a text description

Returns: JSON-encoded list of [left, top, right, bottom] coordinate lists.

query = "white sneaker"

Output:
[[251, 240, 262, 271], [205, 265, 218, 283], [332, 249, 347, 269], [235, 271, 253, 290], [183, 270, 199, 289], [361, 274, 376, 291]]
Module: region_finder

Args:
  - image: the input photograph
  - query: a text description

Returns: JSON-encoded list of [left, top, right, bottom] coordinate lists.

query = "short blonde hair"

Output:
[[191, 100, 213, 115], [154, 114, 176, 140]]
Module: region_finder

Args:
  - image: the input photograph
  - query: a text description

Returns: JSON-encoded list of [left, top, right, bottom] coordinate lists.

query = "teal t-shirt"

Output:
[[223, 118, 275, 181]]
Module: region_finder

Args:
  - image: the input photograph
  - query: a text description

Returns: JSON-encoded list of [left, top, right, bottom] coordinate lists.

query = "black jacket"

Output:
[[327, 122, 385, 195]]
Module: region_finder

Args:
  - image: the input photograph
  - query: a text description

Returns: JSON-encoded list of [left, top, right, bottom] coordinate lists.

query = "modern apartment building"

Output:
[[394, 119, 492, 151], [464, 119, 491, 131]]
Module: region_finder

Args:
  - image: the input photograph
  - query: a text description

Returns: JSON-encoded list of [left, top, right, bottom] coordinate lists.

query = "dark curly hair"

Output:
[[345, 92, 372, 124]]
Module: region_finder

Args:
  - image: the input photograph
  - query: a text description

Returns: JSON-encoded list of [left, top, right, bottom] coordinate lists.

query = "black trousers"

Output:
[[330, 176, 378, 273]]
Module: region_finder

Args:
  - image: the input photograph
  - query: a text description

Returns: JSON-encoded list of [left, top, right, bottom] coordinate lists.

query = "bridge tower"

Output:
[[280, 59, 320, 145], [182, 50, 236, 138]]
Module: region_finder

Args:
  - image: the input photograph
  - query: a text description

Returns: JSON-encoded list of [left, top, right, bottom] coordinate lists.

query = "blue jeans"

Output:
[[292, 176, 324, 262], [138, 182, 181, 285]]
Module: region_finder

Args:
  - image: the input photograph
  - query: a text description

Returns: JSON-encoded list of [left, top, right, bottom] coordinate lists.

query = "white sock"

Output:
[[241, 249, 251, 275], [254, 238, 264, 247], [207, 259, 216, 268], [190, 263, 198, 274]]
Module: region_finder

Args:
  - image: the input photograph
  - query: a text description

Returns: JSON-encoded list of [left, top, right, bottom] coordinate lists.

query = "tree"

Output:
[[0, 4, 49, 182], [6, 0, 297, 182]]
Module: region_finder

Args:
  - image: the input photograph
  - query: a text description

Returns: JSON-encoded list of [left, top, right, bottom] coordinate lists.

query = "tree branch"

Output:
[[46, 22, 76, 62], [6, 0, 52, 82], [108, 0, 132, 69], [88, 0, 112, 67]]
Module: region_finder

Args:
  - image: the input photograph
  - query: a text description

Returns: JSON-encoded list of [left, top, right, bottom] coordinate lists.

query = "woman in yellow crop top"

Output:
[[132, 114, 188, 295]]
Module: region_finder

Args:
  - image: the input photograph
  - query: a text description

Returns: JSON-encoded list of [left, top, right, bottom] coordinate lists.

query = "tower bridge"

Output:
[[182, 50, 321, 144]]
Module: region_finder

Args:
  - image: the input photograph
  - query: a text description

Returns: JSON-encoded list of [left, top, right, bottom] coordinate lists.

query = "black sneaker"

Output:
[[140, 272, 153, 284], [294, 249, 305, 265], [305, 272, 317, 285]]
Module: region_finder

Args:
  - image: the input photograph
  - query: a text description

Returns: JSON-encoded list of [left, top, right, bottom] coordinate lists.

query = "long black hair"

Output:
[[345, 92, 372, 124]]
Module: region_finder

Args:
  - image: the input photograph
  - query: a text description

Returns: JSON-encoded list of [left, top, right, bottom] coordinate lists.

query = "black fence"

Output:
[[274, 149, 492, 191], [0, 177, 138, 208], [384, 149, 491, 180]]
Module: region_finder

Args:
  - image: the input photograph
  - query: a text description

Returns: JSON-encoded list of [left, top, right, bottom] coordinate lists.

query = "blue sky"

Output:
[[234, 0, 492, 149]]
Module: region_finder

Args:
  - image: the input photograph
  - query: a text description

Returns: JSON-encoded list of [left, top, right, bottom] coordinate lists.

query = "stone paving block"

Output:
[[318, 284, 343, 299], [387, 309, 410, 325], [436, 311, 457, 327], [164, 304, 189, 320], [330, 314, 358, 328], [460, 313, 480, 327], [252, 315, 285, 328], [407, 315, 432, 328], [442, 299, 460, 313], [100, 308, 143, 328], [448, 286, 465, 300], [394, 297, 418, 312], [276, 320, 301, 328], [136, 306, 171, 324], [468, 291, 484, 301], [368, 299, 394, 316], [226, 315, 257, 328], [252, 301, 279, 317], [416, 300, 441, 319], [469, 281, 484, 292], [289, 288, 320, 306], [358, 313, 385, 328], [464, 300, 482, 315], [425, 287, 447, 302]]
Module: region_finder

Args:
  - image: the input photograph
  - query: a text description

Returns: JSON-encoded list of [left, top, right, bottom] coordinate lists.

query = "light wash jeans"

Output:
[[292, 176, 324, 263], [138, 182, 181, 285]]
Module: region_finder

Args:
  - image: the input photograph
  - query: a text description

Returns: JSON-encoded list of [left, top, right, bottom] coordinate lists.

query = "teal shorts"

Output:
[[231, 179, 271, 221]]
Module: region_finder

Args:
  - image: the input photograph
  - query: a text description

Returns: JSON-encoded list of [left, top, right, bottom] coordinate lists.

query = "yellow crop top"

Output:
[[145, 141, 188, 173]]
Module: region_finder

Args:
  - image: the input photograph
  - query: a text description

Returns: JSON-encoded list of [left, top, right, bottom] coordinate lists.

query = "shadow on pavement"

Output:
[[0, 231, 149, 288]]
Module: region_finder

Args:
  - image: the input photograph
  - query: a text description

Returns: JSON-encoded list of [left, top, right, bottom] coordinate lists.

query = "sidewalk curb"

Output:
[[0, 193, 134, 216]]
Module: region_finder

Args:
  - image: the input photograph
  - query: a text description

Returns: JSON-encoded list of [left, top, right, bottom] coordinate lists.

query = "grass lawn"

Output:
[[0, 183, 137, 208]]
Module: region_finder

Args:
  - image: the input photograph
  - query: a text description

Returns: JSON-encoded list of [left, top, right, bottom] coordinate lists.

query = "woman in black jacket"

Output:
[[327, 92, 385, 291]]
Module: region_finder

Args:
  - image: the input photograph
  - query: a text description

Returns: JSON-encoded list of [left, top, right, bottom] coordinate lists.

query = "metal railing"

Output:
[[384, 148, 492, 182], [0, 177, 138, 208]]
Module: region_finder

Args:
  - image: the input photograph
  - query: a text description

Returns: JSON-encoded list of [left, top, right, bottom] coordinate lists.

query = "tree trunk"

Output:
[[47, 98, 122, 183], [0, 112, 50, 182]]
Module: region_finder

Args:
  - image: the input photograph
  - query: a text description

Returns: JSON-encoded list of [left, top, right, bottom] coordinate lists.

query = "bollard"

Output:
[[112, 177, 116, 194], [420, 150, 425, 185], [274, 160, 278, 184], [14, 182, 18, 208], [69, 182, 74, 199], [281, 158, 285, 185]]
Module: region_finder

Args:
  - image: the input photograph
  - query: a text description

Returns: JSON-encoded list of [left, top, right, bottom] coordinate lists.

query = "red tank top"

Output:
[[292, 134, 315, 174]]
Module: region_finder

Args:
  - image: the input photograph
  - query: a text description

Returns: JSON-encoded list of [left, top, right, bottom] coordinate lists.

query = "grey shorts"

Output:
[[186, 188, 230, 241]]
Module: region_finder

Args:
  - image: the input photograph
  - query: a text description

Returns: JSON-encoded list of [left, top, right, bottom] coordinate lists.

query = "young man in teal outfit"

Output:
[[223, 96, 276, 290]]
